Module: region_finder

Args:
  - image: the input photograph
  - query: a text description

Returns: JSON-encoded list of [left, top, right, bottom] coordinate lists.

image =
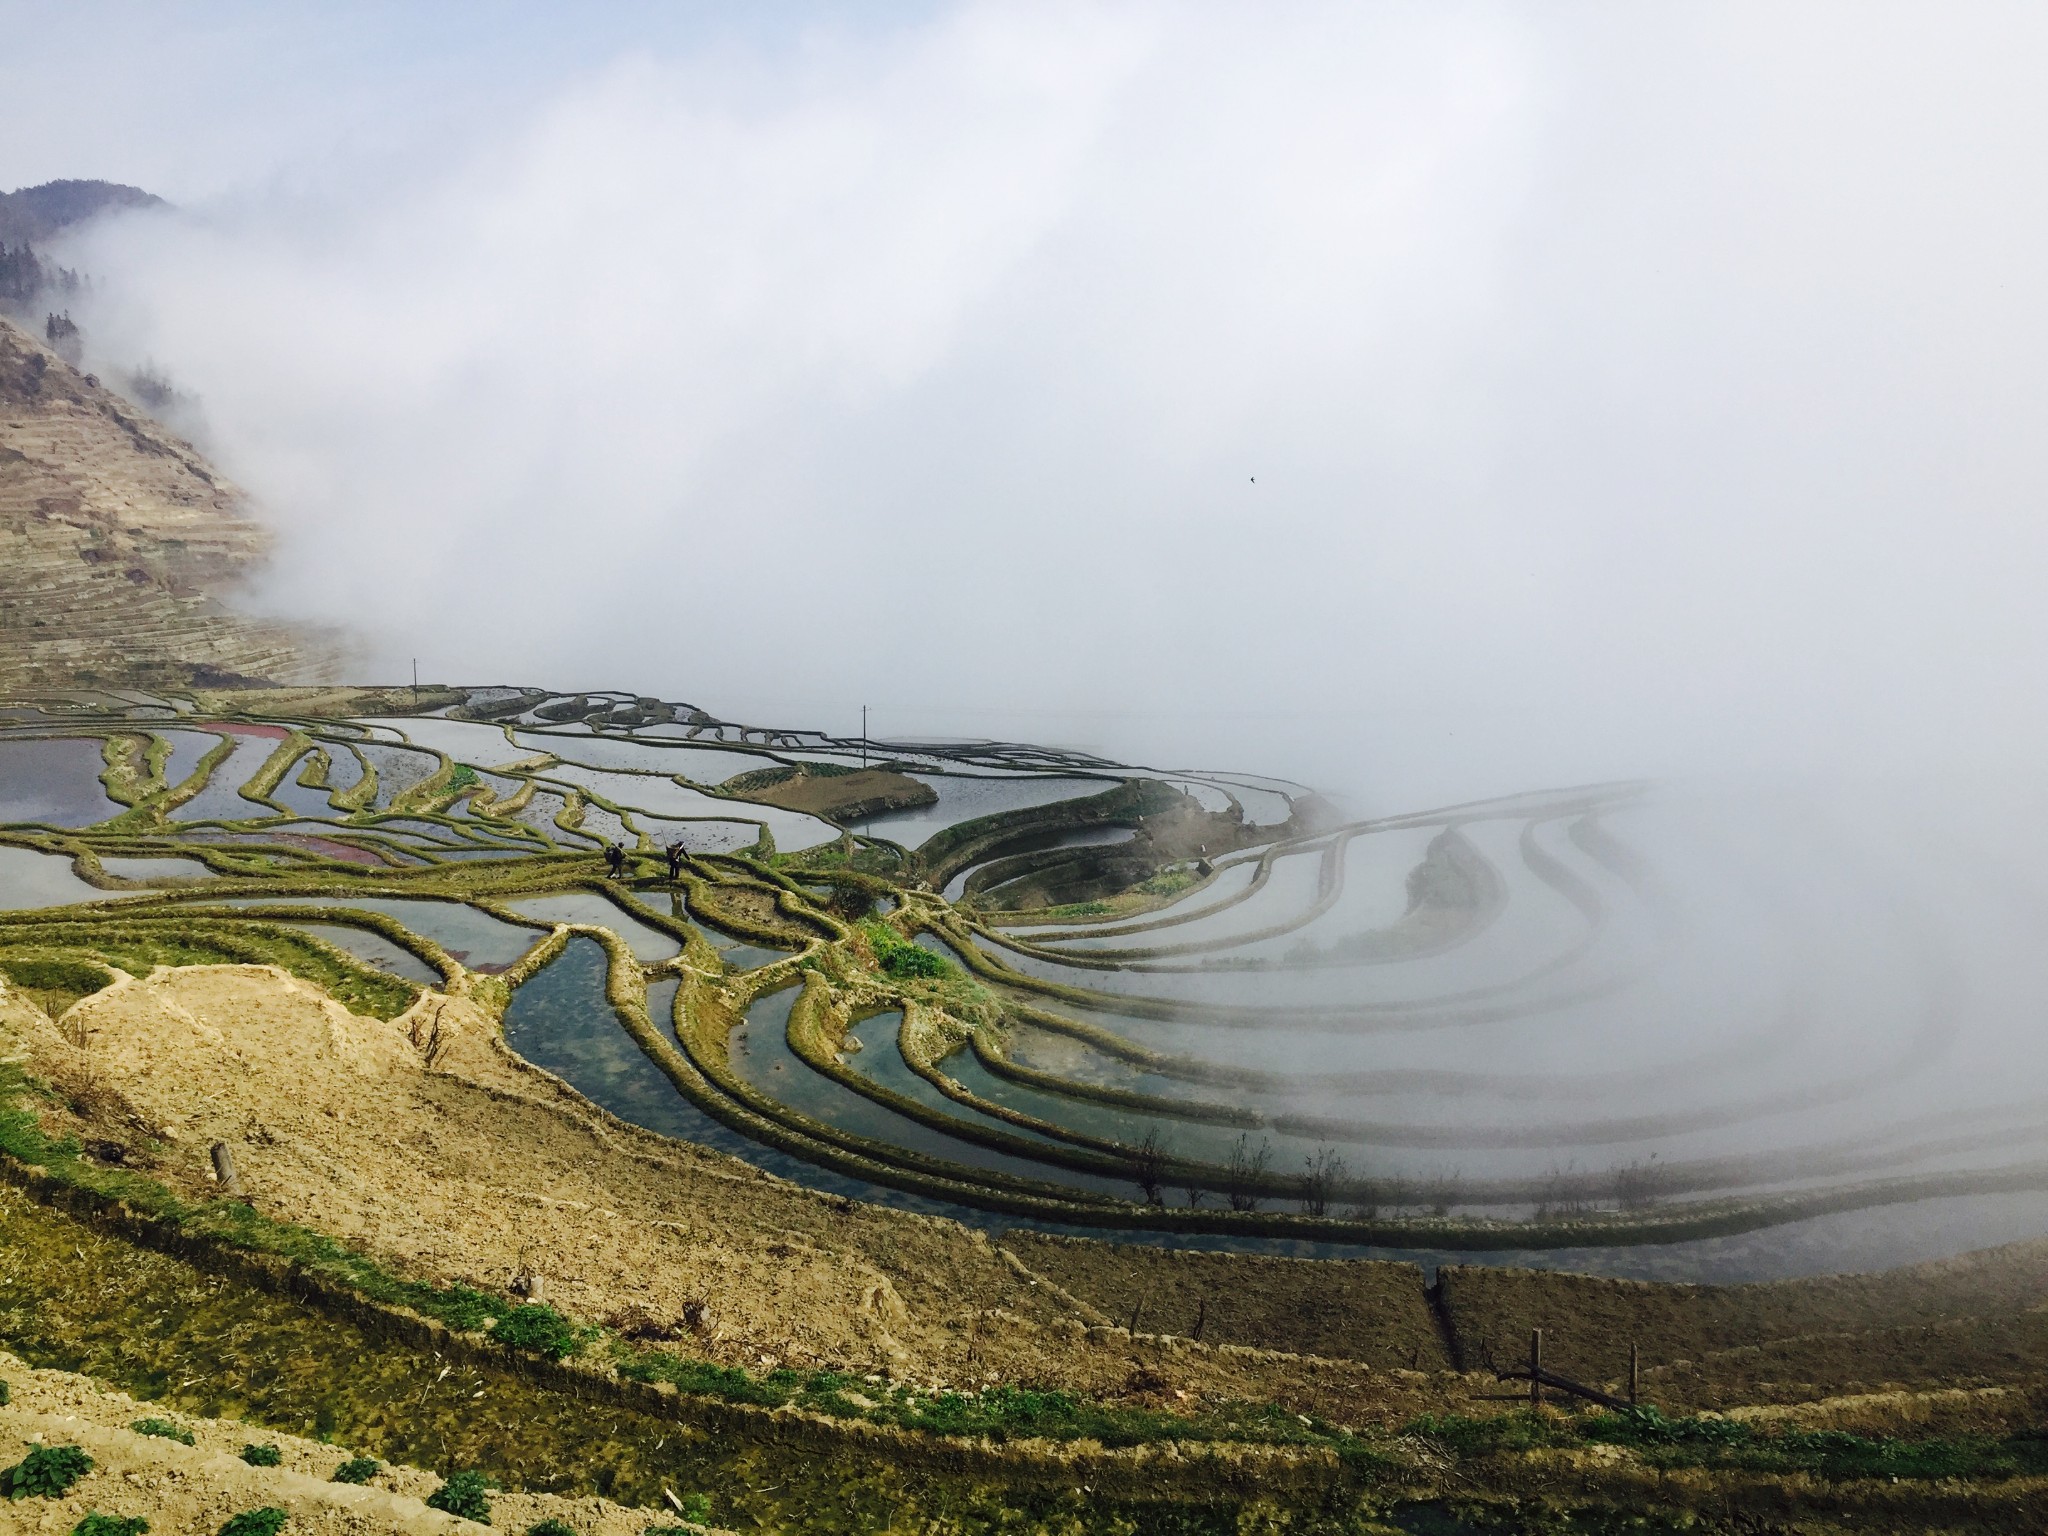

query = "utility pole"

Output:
[[412, 658, 418, 707], [862, 704, 868, 768]]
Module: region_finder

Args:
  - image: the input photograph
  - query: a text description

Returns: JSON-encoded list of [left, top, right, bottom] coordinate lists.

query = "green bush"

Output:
[[329, 1455, 379, 1485], [239, 1444, 282, 1467], [130, 1418, 195, 1446], [218, 1510, 288, 1536], [859, 921, 949, 979], [3, 1443, 94, 1499], [492, 1303, 580, 1359], [526, 1521, 578, 1536], [427, 1470, 495, 1523], [72, 1516, 149, 1536]]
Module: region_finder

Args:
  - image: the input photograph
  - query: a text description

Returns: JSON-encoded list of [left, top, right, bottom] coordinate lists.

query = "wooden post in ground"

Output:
[[210, 1142, 244, 1199], [1629, 1340, 1639, 1405], [1530, 1328, 1542, 1407]]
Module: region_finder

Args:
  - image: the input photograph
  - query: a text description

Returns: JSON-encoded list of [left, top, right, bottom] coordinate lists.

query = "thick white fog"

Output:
[[10, 2, 2048, 809]]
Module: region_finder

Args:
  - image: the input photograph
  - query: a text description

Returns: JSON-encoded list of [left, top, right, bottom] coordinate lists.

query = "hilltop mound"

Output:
[[0, 313, 329, 690], [0, 178, 164, 247]]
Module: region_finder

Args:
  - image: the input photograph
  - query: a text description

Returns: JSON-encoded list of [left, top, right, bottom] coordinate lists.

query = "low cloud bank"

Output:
[[49, 1, 2048, 808]]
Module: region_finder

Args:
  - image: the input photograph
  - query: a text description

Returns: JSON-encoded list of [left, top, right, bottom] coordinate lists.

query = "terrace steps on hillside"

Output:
[[0, 314, 330, 690]]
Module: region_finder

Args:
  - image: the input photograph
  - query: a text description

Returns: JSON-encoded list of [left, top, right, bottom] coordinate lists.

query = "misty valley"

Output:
[[9, 5, 2048, 1521]]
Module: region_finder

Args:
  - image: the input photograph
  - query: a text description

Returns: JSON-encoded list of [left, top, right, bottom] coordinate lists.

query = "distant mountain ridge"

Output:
[[0, 179, 164, 247]]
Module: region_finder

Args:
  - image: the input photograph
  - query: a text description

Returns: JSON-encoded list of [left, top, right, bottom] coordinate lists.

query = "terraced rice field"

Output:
[[7, 682, 2048, 1277]]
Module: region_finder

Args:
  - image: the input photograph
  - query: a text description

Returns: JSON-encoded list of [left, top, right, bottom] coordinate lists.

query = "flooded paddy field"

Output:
[[6, 682, 2048, 1289]]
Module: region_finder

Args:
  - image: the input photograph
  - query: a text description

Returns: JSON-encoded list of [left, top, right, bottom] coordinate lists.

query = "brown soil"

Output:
[[725, 768, 936, 822], [1439, 1248, 2048, 1395], [0, 967, 1443, 1428], [1645, 1310, 2048, 1412], [998, 1231, 1451, 1370], [15, 959, 2048, 1434], [0, 1348, 682, 1535]]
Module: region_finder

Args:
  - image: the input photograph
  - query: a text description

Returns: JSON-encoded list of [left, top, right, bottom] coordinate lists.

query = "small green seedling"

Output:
[[218, 1509, 288, 1536], [644, 1489, 714, 1532], [73, 1515, 149, 1536], [130, 1418, 195, 1446], [329, 1455, 379, 1485], [525, 1521, 578, 1536], [3, 1444, 95, 1499], [427, 1469, 495, 1523], [239, 1445, 282, 1467], [0, 1380, 10, 1405]]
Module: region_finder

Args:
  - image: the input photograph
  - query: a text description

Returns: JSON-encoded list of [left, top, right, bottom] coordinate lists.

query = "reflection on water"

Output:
[[0, 845, 104, 908], [290, 922, 440, 986], [0, 737, 120, 826]]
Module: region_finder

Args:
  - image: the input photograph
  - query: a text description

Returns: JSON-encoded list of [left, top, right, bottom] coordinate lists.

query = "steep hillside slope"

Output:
[[0, 313, 327, 690]]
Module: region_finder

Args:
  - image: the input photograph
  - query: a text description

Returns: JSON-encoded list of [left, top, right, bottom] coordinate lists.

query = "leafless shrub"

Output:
[[1300, 1145, 1345, 1217], [1225, 1132, 1271, 1212], [1424, 1167, 1462, 1218], [1534, 1160, 1590, 1220], [1613, 1154, 1666, 1212], [1127, 1127, 1169, 1206]]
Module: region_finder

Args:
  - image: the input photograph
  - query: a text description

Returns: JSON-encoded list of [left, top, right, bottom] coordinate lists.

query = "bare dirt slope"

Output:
[[998, 1231, 1451, 1371], [0, 965, 1436, 1427], [0, 1348, 681, 1536], [1440, 1249, 2048, 1388], [0, 314, 326, 691]]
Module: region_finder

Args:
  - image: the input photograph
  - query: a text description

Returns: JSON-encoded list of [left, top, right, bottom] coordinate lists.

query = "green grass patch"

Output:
[[618, 1347, 1373, 1457], [131, 1417, 195, 1445], [1404, 1407, 2048, 1484], [0, 917, 416, 1020], [858, 920, 950, 980], [1136, 865, 1200, 899]]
